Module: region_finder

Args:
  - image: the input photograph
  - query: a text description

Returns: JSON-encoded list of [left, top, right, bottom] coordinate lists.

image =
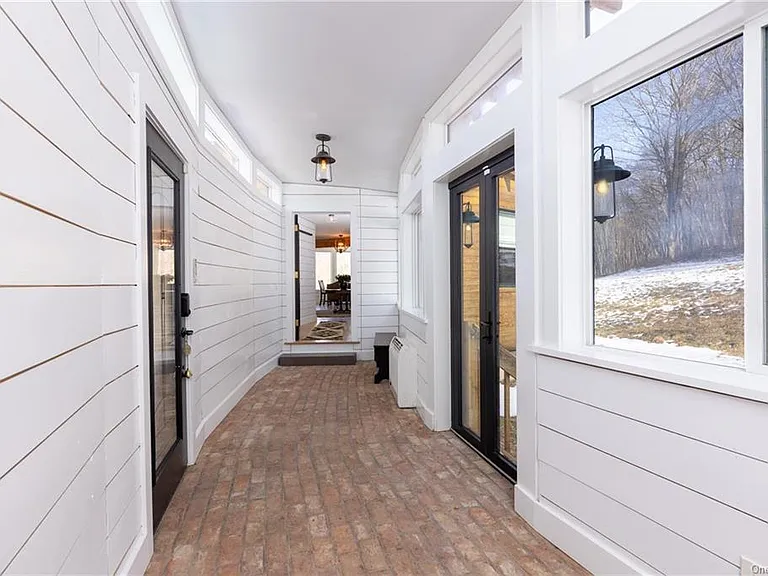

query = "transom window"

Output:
[[448, 60, 522, 143], [203, 103, 253, 183], [137, 2, 198, 121], [586, 0, 641, 36], [591, 36, 744, 366]]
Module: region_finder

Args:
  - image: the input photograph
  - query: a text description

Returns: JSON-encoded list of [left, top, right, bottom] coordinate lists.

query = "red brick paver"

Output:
[[146, 363, 586, 576]]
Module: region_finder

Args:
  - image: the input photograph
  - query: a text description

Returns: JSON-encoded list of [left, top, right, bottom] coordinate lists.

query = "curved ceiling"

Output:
[[173, 1, 517, 191]]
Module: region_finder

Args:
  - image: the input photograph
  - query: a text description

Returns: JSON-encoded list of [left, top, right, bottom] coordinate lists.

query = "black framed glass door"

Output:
[[450, 148, 517, 481], [146, 121, 188, 528]]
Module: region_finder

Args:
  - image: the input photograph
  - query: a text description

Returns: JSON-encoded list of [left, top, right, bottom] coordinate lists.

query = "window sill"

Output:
[[400, 307, 427, 325], [530, 344, 768, 405]]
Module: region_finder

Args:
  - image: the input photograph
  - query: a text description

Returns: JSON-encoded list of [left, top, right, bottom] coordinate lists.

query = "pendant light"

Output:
[[311, 134, 336, 184], [335, 235, 347, 254], [593, 144, 631, 223]]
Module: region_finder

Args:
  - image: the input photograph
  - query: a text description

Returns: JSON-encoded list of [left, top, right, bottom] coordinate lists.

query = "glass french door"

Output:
[[146, 121, 188, 528], [450, 149, 517, 480]]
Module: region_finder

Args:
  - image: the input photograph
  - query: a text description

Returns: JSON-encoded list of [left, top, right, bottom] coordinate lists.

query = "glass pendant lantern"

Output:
[[311, 134, 336, 184]]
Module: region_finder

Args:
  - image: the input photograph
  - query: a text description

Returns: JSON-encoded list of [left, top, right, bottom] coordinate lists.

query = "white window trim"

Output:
[[552, 1, 768, 400], [446, 58, 523, 143], [128, 3, 284, 210], [203, 102, 253, 184], [402, 193, 425, 320], [134, 1, 199, 125]]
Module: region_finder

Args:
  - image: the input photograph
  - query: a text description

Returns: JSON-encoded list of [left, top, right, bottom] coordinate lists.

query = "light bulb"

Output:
[[596, 179, 609, 195], [321, 159, 327, 170]]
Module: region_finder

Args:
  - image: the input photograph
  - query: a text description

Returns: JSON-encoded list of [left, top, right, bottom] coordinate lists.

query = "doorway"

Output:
[[146, 121, 190, 528], [293, 212, 352, 342], [450, 148, 517, 481]]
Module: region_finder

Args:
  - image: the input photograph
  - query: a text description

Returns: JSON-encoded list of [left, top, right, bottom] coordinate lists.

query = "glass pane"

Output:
[[150, 160, 179, 468], [460, 186, 481, 436], [316, 251, 333, 287], [586, 0, 641, 36], [497, 170, 517, 462], [593, 37, 743, 367], [448, 60, 522, 143]]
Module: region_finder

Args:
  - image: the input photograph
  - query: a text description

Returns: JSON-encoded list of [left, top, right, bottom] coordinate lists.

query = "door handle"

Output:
[[480, 312, 496, 342], [180, 328, 194, 338]]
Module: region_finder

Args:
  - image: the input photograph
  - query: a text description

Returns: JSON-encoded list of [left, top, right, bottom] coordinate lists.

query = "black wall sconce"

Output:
[[593, 144, 631, 223], [462, 201, 480, 248]]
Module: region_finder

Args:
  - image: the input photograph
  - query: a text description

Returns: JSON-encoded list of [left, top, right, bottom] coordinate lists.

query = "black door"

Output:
[[450, 148, 517, 481], [146, 121, 188, 528]]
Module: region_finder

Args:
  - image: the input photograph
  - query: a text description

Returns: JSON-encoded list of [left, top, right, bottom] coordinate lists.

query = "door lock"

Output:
[[181, 328, 194, 338]]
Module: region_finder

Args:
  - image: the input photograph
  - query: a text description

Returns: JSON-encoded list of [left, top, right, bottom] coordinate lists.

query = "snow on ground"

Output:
[[594, 336, 745, 368], [595, 256, 743, 306], [594, 256, 744, 367], [595, 256, 743, 324]]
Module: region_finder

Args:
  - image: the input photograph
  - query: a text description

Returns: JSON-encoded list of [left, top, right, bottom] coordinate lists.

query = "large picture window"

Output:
[[592, 36, 744, 366]]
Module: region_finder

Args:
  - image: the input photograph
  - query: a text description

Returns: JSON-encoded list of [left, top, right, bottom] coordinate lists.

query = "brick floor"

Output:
[[146, 362, 587, 576]]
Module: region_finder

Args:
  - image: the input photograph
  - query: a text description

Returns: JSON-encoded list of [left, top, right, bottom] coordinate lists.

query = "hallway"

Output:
[[146, 364, 585, 576]]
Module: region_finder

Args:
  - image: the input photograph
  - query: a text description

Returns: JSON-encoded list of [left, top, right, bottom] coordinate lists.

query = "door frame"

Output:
[[449, 146, 517, 482], [145, 120, 187, 528]]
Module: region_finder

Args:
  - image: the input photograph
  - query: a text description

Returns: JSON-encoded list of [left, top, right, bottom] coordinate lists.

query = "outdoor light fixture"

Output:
[[335, 235, 347, 254], [593, 144, 631, 223], [462, 201, 480, 248], [311, 134, 336, 184], [327, 213, 336, 223]]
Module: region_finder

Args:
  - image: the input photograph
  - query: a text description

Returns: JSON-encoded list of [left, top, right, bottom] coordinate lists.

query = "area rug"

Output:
[[304, 321, 346, 341]]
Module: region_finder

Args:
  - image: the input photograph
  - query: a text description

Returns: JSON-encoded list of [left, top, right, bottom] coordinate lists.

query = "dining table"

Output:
[[324, 288, 351, 312]]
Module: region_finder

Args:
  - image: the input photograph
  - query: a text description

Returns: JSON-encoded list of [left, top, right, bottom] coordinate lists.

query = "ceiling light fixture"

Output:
[[328, 213, 336, 223], [311, 134, 336, 184], [335, 235, 347, 254]]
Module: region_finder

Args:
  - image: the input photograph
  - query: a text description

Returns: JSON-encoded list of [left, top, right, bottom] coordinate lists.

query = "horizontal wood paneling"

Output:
[[539, 463, 730, 575], [537, 355, 768, 463], [538, 389, 768, 521], [358, 190, 398, 355], [539, 427, 766, 569], [536, 353, 768, 572], [0, 2, 283, 574]]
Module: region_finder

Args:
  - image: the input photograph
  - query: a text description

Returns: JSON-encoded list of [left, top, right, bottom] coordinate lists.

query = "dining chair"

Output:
[[318, 279, 327, 306]]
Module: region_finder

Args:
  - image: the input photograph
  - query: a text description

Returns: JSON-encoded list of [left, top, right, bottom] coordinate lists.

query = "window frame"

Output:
[[202, 102, 253, 184], [402, 193, 425, 319], [589, 33, 745, 367], [547, 1, 768, 399], [135, 1, 199, 124], [447, 59, 523, 143]]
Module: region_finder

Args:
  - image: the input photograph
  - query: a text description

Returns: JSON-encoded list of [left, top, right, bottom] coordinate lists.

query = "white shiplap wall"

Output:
[[358, 190, 399, 354], [0, 2, 283, 574], [283, 185, 398, 360], [534, 355, 768, 574], [297, 215, 317, 329], [191, 154, 284, 442], [399, 312, 431, 426]]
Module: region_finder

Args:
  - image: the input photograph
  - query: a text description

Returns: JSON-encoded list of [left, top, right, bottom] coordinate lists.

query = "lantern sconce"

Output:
[[311, 134, 336, 184], [335, 234, 347, 254], [593, 144, 631, 224], [462, 201, 480, 248]]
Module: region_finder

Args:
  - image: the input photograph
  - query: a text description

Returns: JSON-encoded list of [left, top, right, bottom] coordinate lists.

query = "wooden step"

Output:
[[278, 353, 357, 366]]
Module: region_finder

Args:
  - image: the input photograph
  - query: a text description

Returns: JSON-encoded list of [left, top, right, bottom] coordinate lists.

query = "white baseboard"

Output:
[[196, 355, 279, 444], [416, 396, 436, 430], [120, 526, 152, 575], [357, 349, 373, 361], [515, 485, 651, 575]]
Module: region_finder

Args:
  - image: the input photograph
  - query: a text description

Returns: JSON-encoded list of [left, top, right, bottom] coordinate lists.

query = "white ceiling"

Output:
[[301, 212, 351, 238], [173, 1, 517, 191]]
